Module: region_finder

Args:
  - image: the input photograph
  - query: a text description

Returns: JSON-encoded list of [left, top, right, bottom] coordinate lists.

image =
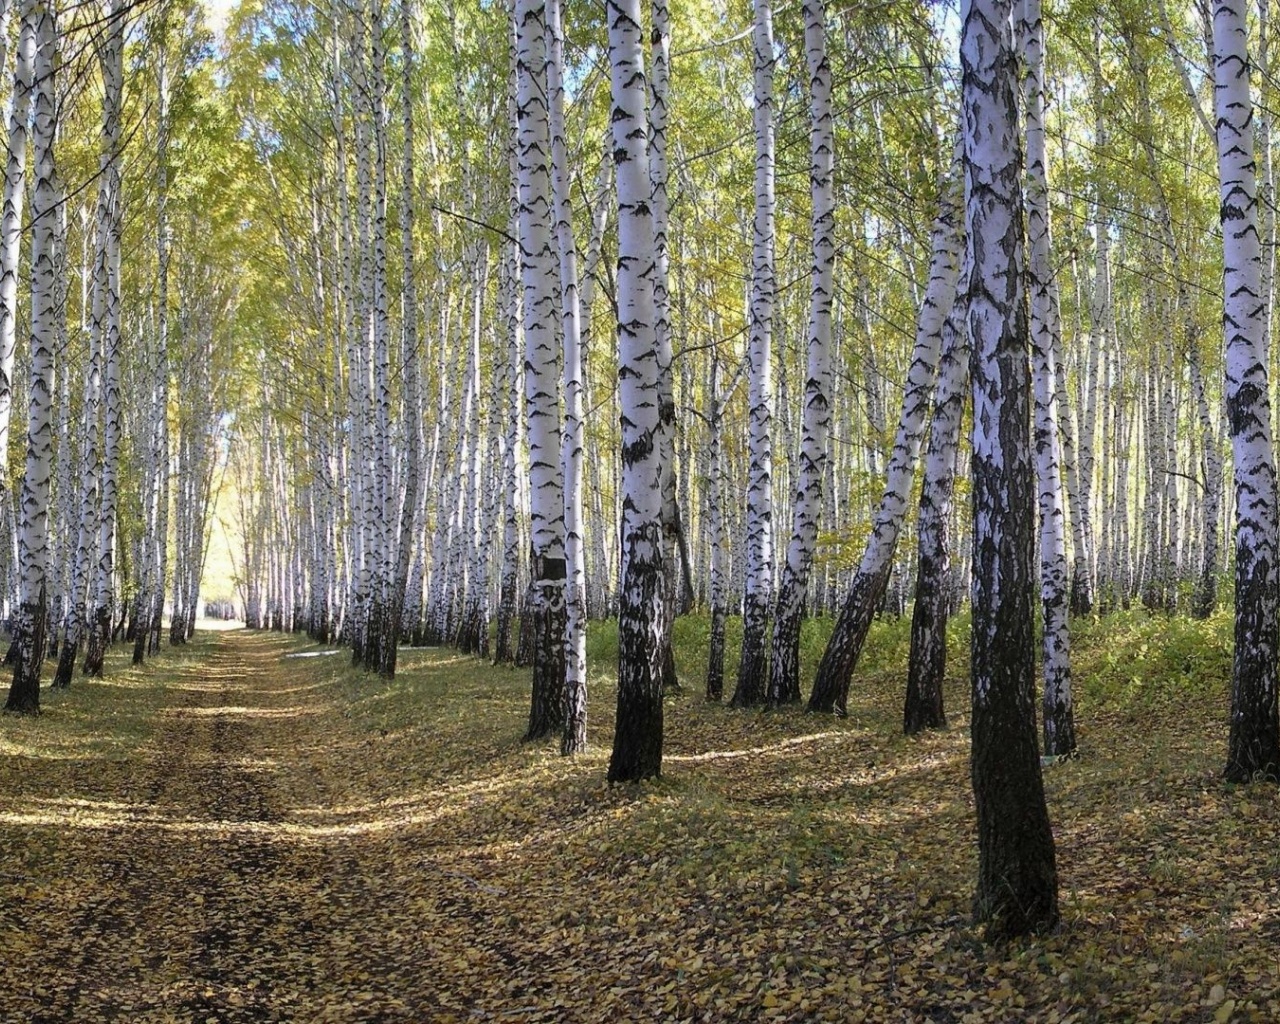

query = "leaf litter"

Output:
[[0, 611, 1274, 1022]]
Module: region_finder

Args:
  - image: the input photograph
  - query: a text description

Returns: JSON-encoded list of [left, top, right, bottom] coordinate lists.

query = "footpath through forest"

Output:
[[0, 631, 455, 1022], [0, 623, 1278, 1021]]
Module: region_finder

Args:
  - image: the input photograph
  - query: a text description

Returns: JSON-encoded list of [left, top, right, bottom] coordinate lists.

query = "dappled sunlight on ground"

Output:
[[0, 613, 1274, 1022], [665, 729, 852, 762], [161, 704, 328, 719]]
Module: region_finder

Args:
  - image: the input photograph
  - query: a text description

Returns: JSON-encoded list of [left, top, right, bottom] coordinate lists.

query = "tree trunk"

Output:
[[705, 354, 727, 702], [6, 0, 52, 713], [1214, 0, 1280, 782], [730, 0, 776, 709], [905, 264, 969, 735], [82, 0, 123, 680], [649, 0, 681, 696], [607, 0, 665, 784], [1021, 0, 1074, 757], [547, 0, 586, 755], [768, 0, 833, 707], [808, 149, 962, 715], [514, 0, 566, 742], [962, 0, 1059, 939]]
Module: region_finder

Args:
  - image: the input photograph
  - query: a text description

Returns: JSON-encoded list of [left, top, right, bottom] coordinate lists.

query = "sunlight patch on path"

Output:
[[664, 730, 853, 763], [160, 704, 327, 719]]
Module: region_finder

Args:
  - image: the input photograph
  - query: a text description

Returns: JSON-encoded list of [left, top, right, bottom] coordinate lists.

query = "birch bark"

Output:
[[808, 151, 962, 715], [730, 0, 777, 708], [546, 0, 586, 754], [1021, 0, 1074, 756], [6, 0, 55, 711], [962, 0, 1058, 938], [515, 0, 567, 741], [607, 0, 665, 783], [1214, 0, 1280, 781], [768, 0, 833, 707], [82, 0, 123, 678]]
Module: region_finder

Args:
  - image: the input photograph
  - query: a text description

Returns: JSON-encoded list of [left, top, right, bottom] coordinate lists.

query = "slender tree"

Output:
[[1214, 0, 1280, 782], [730, 0, 776, 708], [384, 0, 422, 680], [546, 0, 586, 754], [0, 0, 33, 505], [6, 0, 55, 712], [1021, 0, 1074, 756], [768, 0, 833, 706], [515, 0, 567, 741], [808, 149, 962, 716], [83, 0, 125, 678], [607, 0, 664, 783], [649, 0, 680, 694], [962, 0, 1058, 939], [904, 262, 969, 734], [705, 350, 728, 702]]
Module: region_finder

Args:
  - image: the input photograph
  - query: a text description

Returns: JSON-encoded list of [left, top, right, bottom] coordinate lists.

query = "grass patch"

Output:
[[0, 632, 225, 762]]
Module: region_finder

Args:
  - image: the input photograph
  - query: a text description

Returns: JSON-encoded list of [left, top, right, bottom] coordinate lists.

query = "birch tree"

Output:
[[962, 0, 1058, 939], [383, 0, 422, 680], [730, 0, 776, 708], [904, 266, 968, 734], [808, 149, 962, 716], [515, 0, 567, 742], [1021, 0, 1074, 757], [1214, 0, 1280, 782], [0, 0, 33, 509], [768, 0, 832, 707], [52, 204, 100, 688], [82, 0, 125, 679], [606, 0, 665, 784], [366, 0, 396, 677], [546, 0, 586, 754], [648, 0, 685, 694], [705, 350, 728, 702], [6, 0, 55, 712]]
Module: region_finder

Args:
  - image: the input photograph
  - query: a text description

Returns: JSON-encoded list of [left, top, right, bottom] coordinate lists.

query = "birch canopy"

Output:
[[1, 0, 1279, 991]]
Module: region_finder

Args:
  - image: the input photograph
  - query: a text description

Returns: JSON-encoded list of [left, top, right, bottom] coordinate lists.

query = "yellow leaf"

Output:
[[991, 980, 1016, 1003]]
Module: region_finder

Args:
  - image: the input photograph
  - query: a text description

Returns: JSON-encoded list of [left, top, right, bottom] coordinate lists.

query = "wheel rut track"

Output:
[[3, 632, 356, 1023], [0, 631, 458, 1023]]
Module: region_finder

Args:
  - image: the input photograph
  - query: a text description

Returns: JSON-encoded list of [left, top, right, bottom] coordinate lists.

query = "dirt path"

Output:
[[0, 631, 443, 1023]]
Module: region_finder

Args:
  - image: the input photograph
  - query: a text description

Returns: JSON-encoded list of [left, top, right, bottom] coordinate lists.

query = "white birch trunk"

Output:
[[1214, 0, 1280, 781], [515, 0, 566, 741], [808, 147, 962, 715], [83, 0, 123, 677], [730, 0, 777, 708], [649, 0, 680, 693], [367, 0, 395, 674], [767, 0, 833, 707], [0, 0, 31, 486], [383, 0, 422, 675], [6, 0, 53, 710], [962, 0, 1058, 939], [546, 0, 586, 754], [905, 257, 969, 734], [1021, 0, 1074, 757], [606, 0, 664, 783]]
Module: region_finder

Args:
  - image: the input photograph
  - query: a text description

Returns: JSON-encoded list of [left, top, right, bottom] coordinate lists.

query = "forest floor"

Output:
[[0, 612, 1276, 1022]]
